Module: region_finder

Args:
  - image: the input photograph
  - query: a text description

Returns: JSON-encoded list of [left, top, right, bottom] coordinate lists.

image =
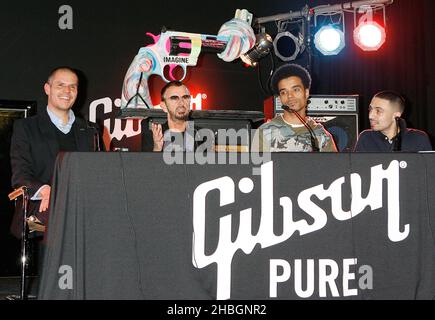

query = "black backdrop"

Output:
[[0, 0, 434, 276], [0, 0, 434, 136]]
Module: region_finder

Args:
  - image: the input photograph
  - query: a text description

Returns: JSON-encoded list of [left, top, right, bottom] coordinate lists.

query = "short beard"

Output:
[[176, 114, 189, 121], [170, 108, 190, 121]]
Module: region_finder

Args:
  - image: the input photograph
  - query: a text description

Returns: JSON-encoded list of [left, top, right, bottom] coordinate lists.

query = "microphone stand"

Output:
[[282, 105, 319, 152], [8, 186, 30, 300], [392, 117, 402, 152], [86, 123, 101, 151], [93, 126, 101, 152], [125, 72, 151, 109]]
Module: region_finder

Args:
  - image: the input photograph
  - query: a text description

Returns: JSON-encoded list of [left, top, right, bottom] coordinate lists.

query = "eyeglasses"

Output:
[[165, 95, 191, 102]]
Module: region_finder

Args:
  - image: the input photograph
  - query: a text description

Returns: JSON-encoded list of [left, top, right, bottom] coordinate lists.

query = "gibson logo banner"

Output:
[[192, 160, 408, 300]]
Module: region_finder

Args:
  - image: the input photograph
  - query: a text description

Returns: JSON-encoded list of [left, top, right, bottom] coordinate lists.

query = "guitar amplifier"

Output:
[[142, 109, 264, 152]]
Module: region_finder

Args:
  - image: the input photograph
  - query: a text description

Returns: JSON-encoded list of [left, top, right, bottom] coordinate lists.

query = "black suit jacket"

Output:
[[9, 109, 97, 237]]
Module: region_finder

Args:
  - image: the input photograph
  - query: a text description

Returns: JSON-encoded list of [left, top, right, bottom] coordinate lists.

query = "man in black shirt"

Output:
[[354, 91, 432, 152], [142, 81, 202, 152]]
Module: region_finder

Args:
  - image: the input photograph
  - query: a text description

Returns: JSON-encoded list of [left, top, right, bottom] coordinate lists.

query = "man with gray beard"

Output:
[[141, 80, 202, 152]]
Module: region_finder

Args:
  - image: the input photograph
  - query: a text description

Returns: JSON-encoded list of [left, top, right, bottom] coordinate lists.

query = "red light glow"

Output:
[[353, 21, 386, 51]]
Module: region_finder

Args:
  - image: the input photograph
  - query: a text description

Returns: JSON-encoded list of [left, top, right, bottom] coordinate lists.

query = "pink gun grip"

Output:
[[139, 58, 153, 73]]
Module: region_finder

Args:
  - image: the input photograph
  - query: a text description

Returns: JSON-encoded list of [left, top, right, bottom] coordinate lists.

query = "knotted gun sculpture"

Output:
[[119, 9, 255, 118]]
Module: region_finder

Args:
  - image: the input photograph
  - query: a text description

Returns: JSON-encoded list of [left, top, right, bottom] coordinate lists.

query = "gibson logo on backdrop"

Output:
[[192, 160, 409, 300]]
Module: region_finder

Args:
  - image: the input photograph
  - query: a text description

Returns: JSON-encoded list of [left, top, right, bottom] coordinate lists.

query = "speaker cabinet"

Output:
[[306, 95, 359, 152], [308, 114, 358, 152]]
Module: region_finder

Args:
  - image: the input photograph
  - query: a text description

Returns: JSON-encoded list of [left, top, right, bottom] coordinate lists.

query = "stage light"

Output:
[[314, 25, 345, 55], [273, 31, 304, 61], [240, 33, 273, 67], [353, 20, 386, 51], [353, 5, 387, 51]]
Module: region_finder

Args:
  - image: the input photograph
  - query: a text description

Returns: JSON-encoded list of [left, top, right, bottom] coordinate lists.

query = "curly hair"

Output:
[[270, 63, 312, 95]]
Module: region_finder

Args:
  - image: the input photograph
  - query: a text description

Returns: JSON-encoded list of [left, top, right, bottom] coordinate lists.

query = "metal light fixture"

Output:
[[353, 5, 387, 51], [313, 10, 345, 56], [240, 32, 273, 67], [354, 20, 386, 51], [253, 0, 394, 57], [314, 25, 345, 55], [273, 31, 304, 61]]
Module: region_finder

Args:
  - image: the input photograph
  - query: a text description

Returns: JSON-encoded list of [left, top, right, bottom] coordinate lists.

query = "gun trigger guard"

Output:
[[179, 66, 187, 81], [168, 64, 184, 81], [169, 65, 187, 81]]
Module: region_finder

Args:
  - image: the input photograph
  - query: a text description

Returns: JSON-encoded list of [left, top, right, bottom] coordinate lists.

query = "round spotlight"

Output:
[[353, 21, 386, 51], [273, 31, 302, 61], [314, 25, 345, 55]]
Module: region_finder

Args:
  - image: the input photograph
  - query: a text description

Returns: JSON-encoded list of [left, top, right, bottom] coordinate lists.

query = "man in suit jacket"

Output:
[[9, 66, 99, 238]]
